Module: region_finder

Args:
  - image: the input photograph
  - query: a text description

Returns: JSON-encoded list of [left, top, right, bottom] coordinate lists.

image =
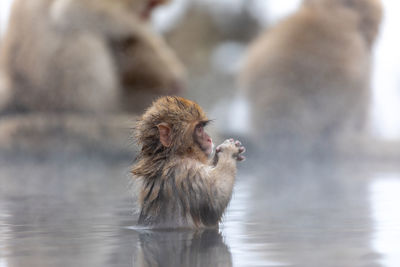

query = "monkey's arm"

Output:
[[50, 0, 151, 38], [206, 139, 245, 210]]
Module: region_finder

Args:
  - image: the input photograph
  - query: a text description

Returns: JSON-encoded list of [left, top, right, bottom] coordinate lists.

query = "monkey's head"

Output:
[[111, 31, 186, 111], [304, 0, 382, 47], [135, 96, 213, 164], [111, 0, 186, 107], [116, 34, 186, 93]]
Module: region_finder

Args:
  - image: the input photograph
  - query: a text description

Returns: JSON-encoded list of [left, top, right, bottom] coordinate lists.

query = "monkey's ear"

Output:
[[157, 123, 172, 147]]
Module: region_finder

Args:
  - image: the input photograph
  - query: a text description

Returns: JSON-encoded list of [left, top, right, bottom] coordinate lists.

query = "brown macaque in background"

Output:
[[131, 96, 245, 228], [239, 0, 382, 155], [111, 32, 185, 112], [0, 0, 185, 113]]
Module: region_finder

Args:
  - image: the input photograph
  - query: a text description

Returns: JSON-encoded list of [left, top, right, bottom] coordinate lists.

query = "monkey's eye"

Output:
[[196, 124, 204, 133], [199, 120, 211, 128], [195, 120, 211, 134]]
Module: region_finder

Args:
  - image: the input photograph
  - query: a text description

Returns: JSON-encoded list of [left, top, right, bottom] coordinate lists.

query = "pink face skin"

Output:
[[194, 122, 214, 157]]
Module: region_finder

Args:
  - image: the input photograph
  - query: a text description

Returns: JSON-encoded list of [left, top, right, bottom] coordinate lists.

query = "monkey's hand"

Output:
[[216, 139, 246, 162]]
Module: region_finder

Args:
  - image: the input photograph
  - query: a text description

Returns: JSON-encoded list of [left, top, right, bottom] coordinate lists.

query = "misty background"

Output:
[[2, 0, 399, 139]]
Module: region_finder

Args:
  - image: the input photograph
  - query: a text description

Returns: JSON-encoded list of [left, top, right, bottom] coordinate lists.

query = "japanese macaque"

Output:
[[133, 229, 232, 267], [131, 96, 245, 228], [239, 0, 382, 155], [0, 0, 185, 113]]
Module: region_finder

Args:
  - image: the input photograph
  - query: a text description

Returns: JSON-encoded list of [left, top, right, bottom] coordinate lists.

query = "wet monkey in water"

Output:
[[131, 96, 245, 228], [0, 0, 185, 113]]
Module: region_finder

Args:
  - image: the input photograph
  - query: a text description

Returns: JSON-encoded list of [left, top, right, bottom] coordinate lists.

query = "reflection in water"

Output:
[[222, 176, 288, 266], [370, 175, 400, 267], [131, 229, 231, 267], [0, 158, 131, 267], [0, 202, 11, 265], [226, 162, 380, 266]]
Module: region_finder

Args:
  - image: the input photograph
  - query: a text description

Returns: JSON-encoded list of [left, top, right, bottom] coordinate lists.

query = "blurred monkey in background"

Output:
[[0, 0, 185, 113], [240, 0, 382, 156]]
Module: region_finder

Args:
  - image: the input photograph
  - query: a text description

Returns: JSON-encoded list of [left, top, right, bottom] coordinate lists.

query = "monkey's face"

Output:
[[193, 121, 214, 157]]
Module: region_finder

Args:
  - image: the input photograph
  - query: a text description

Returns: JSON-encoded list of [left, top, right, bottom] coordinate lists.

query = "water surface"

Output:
[[0, 156, 399, 267]]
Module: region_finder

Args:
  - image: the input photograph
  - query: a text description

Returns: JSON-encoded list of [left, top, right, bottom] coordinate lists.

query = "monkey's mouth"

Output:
[[206, 143, 215, 158]]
